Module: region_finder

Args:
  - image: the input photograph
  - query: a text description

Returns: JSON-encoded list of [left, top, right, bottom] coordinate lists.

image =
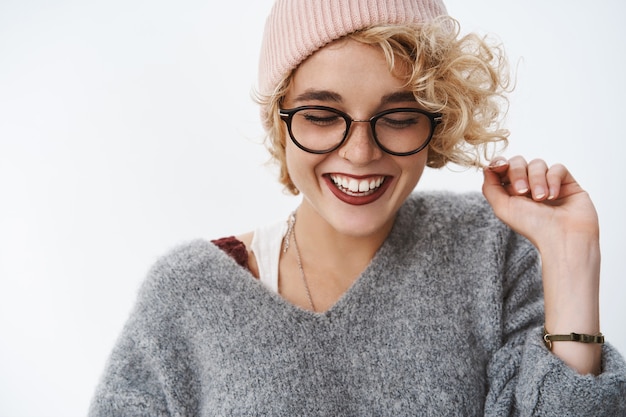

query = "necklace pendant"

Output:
[[283, 212, 296, 253]]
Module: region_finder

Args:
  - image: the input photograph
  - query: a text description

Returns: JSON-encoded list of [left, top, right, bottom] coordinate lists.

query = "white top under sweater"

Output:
[[250, 218, 287, 293]]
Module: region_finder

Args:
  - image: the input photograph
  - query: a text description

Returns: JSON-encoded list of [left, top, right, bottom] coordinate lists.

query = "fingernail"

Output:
[[534, 186, 546, 200], [515, 180, 528, 194], [489, 159, 508, 168]]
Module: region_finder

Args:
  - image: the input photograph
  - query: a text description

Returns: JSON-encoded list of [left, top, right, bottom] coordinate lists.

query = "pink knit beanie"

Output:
[[257, 0, 448, 98]]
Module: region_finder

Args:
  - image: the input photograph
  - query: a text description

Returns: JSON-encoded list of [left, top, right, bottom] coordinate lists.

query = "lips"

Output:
[[325, 173, 391, 205]]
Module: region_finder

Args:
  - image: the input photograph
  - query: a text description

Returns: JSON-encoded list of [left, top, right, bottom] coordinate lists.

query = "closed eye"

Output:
[[300, 111, 343, 127], [378, 115, 421, 129]]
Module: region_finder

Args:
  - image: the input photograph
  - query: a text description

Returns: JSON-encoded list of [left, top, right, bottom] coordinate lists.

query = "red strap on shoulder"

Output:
[[211, 236, 251, 272]]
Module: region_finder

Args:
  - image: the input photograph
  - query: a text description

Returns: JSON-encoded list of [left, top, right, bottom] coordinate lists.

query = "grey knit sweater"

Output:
[[89, 192, 626, 416]]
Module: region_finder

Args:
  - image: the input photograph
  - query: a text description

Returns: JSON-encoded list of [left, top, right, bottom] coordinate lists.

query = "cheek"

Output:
[[284, 142, 324, 187], [283, 136, 302, 181], [284, 142, 300, 178], [399, 153, 428, 186], [285, 143, 317, 184]]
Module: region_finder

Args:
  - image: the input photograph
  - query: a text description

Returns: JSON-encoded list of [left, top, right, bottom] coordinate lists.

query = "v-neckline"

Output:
[[223, 227, 399, 322]]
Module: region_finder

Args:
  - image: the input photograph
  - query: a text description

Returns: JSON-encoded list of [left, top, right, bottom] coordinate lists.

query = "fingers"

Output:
[[507, 156, 531, 195], [485, 156, 568, 201], [481, 163, 510, 211], [545, 163, 568, 200], [527, 158, 549, 200]]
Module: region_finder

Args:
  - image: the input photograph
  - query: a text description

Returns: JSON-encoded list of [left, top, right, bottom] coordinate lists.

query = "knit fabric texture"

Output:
[[257, 0, 448, 98], [89, 192, 626, 416]]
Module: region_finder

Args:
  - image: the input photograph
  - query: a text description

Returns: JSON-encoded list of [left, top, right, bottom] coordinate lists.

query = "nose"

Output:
[[338, 121, 383, 165]]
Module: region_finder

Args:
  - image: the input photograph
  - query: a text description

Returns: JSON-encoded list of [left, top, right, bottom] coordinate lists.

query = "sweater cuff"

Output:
[[516, 326, 626, 415]]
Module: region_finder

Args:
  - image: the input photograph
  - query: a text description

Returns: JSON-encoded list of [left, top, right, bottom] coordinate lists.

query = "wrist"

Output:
[[541, 236, 601, 335]]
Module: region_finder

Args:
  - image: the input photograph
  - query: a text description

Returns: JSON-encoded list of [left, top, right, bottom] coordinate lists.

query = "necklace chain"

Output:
[[284, 212, 316, 312]]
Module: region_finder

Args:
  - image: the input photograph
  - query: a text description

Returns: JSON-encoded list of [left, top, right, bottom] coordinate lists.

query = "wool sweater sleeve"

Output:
[[484, 232, 626, 416], [88, 243, 205, 417]]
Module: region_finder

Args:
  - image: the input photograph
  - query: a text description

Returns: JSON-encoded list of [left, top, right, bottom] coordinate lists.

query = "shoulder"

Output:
[[390, 193, 541, 305], [150, 239, 223, 278], [137, 240, 245, 307], [398, 191, 498, 231], [394, 191, 537, 263], [404, 190, 489, 212]]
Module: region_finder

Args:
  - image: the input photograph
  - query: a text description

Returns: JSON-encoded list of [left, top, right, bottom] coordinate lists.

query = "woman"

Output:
[[89, 0, 626, 415]]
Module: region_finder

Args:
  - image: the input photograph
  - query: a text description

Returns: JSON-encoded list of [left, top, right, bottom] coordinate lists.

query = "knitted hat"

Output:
[[257, 0, 448, 98]]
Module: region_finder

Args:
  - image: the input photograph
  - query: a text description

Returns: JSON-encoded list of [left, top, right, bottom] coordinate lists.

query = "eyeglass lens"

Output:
[[287, 107, 434, 154]]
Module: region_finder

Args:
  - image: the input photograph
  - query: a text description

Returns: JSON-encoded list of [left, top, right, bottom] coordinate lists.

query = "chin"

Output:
[[326, 203, 398, 239]]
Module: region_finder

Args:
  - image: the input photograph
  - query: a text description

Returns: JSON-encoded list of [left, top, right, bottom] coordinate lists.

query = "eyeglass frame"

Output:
[[279, 105, 443, 157]]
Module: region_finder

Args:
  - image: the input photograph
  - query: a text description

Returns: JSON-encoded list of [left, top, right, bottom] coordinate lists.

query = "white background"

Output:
[[1, 1, 624, 416]]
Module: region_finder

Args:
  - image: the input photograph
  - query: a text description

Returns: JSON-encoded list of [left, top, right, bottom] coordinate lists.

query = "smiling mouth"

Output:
[[329, 174, 387, 197]]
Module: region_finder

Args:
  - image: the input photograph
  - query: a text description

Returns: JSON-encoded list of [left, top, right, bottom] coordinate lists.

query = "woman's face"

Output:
[[283, 38, 429, 239]]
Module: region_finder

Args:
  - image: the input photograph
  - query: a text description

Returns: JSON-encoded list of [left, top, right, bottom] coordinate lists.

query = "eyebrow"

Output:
[[292, 89, 343, 104], [292, 89, 417, 106], [380, 91, 418, 105]]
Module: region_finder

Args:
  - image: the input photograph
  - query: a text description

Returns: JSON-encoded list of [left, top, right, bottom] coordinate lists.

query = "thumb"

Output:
[[481, 167, 510, 214]]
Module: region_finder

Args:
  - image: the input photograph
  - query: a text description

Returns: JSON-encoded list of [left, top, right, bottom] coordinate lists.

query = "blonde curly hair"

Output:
[[256, 16, 511, 195]]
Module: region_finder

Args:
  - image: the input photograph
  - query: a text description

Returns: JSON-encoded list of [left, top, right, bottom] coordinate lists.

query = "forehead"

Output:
[[285, 39, 412, 106]]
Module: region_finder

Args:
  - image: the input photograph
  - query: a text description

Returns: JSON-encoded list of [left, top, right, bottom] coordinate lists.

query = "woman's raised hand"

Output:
[[482, 156, 599, 251]]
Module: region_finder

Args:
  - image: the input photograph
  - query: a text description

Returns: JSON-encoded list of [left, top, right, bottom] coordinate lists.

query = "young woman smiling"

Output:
[[90, 1, 626, 415]]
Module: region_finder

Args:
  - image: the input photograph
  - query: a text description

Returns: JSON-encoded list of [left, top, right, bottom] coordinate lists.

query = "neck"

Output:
[[279, 200, 396, 312], [293, 201, 394, 272]]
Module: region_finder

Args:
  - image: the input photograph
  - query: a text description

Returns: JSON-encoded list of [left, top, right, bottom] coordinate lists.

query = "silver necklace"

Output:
[[283, 212, 316, 312]]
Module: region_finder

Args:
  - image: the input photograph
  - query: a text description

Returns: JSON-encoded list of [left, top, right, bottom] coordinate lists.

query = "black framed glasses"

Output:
[[279, 105, 443, 156]]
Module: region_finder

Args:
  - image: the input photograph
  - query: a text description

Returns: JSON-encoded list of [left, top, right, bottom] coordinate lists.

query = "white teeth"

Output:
[[348, 179, 359, 192], [330, 174, 386, 196]]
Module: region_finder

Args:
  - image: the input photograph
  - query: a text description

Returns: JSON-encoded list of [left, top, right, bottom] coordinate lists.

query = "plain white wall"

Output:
[[1, 1, 624, 416]]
